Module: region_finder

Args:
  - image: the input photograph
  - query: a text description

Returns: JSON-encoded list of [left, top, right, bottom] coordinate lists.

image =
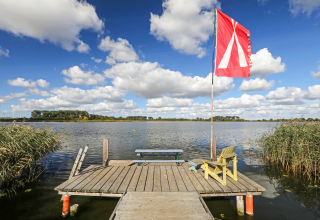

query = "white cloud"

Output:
[[0, 46, 9, 57], [98, 36, 139, 63], [0, 0, 103, 53], [266, 86, 306, 105], [51, 86, 125, 103], [311, 65, 320, 79], [7, 78, 37, 88], [146, 107, 177, 114], [278, 80, 282, 83], [36, 79, 49, 88], [213, 94, 265, 109], [289, 0, 320, 16], [91, 57, 102, 63], [239, 78, 275, 91], [104, 61, 234, 98], [10, 91, 28, 98], [80, 63, 88, 68], [309, 103, 320, 108], [258, 0, 269, 5], [147, 97, 194, 107], [150, 0, 220, 58], [28, 88, 52, 97], [250, 48, 286, 78], [62, 66, 105, 86], [303, 85, 320, 100], [76, 100, 138, 112]]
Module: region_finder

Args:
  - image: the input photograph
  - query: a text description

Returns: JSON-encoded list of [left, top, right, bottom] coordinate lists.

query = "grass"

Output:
[[0, 122, 65, 190], [259, 120, 320, 183]]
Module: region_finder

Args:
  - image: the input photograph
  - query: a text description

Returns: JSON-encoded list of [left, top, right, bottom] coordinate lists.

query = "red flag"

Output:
[[215, 9, 252, 78]]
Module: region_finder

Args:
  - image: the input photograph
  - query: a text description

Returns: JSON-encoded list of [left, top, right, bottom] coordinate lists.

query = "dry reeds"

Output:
[[0, 122, 65, 189], [260, 120, 320, 183]]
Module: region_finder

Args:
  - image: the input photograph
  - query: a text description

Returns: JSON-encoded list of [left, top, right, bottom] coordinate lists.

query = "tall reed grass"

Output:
[[260, 120, 320, 183], [0, 122, 65, 189]]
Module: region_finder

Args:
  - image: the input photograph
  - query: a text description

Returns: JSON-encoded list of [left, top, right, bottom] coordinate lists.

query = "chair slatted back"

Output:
[[214, 146, 236, 172]]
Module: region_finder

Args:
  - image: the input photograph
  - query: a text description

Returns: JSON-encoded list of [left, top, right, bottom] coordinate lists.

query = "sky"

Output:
[[0, 0, 320, 120]]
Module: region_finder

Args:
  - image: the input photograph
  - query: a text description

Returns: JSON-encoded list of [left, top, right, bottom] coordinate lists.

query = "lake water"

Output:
[[1, 122, 319, 219]]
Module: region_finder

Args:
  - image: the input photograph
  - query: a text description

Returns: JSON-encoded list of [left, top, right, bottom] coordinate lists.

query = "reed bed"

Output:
[[0, 122, 65, 189], [260, 120, 320, 183]]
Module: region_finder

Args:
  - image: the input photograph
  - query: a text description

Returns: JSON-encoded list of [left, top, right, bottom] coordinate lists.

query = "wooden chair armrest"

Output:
[[221, 153, 237, 159], [202, 160, 224, 166]]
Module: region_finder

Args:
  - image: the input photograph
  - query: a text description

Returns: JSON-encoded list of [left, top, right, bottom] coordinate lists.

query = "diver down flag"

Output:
[[215, 9, 252, 78]]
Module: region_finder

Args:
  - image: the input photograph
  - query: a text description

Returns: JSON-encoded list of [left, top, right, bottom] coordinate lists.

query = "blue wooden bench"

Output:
[[134, 149, 184, 165]]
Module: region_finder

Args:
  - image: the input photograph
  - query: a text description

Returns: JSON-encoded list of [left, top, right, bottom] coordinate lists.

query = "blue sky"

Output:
[[0, 0, 320, 120]]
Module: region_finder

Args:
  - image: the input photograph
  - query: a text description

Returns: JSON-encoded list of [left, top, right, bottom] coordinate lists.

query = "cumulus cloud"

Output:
[[36, 79, 49, 88], [10, 91, 28, 98], [213, 94, 265, 109], [303, 85, 320, 100], [147, 97, 194, 108], [8, 78, 37, 88], [62, 66, 105, 86], [51, 86, 125, 103], [250, 48, 286, 78], [104, 61, 234, 98], [289, 0, 320, 16], [91, 57, 102, 63], [76, 100, 138, 112], [98, 36, 139, 64], [28, 88, 52, 97], [309, 103, 320, 108], [150, 0, 220, 58], [266, 86, 306, 105], [311, 65, 320, 79], [239, 78, 275, 91], [0, 0, 104, 53], [0, 46, 9, 57]]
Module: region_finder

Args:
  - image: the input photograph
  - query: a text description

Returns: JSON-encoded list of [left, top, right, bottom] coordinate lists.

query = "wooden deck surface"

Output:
[[112, 192, 214, 220], [55, 164, 266, 195]]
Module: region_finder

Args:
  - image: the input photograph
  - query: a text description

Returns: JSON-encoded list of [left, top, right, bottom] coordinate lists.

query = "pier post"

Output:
[[236, 196, 244, 216], [62, 192, 70, 217], [246, 192, 254, 216], [103, 138, 109, 166], [211, 138, 216, 161]]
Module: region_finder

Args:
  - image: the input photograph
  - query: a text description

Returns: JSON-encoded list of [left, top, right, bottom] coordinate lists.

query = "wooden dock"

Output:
[[55, 163, 265, 197]]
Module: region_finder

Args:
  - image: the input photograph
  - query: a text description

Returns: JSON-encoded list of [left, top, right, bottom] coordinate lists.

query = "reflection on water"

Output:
[[1, 122, 319, 219]]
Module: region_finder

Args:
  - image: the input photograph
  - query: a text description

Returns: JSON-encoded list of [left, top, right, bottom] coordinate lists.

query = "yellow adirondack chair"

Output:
[[201, 146, 237, 186]]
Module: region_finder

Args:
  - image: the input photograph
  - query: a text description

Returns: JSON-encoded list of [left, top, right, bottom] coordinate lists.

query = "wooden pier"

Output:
[[55, 140, 266, 219]]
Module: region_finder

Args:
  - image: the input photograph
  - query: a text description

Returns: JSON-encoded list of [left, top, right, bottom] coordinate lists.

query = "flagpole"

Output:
[[211, 7, 217, 161]]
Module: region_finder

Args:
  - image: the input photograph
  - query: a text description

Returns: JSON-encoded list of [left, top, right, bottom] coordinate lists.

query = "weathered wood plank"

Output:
[[54, 165, 95, 191], [236, 174, 258, 191], [63, 166, 101, 191], [103, 138, 108, 166], [69, 148, 83, 178], [108, 166, 131, 193], [144, 166, 154, 192], [226, 176, 248, 192], [90, 166, 119, 193], [80, 166, 113, 192], [172, 166, 187, 192], [100, 166, 125, 193], [237, 171, 266, 191], [192, 170, 214, 194], [182, 166, 206, 193], [74, 166, 105, 192], [153, 166, 161, 192], [75, 146, 88, 175], [160, 166, 170, 192], [136, 166, 148, 192], [165, 166, 178, 192], [117, 167, 137, 193], [127, 166, 142, 192], [198, 169, 230, 193], [178, 166, 196, 191]]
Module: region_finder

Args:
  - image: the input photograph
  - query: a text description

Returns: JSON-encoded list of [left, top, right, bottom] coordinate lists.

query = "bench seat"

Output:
[[137, 153, 177, 157], [133, 160, 185, 163]]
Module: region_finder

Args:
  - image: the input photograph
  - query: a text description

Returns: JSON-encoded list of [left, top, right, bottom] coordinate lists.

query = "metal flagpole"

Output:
[[211, 7, 217, 161]]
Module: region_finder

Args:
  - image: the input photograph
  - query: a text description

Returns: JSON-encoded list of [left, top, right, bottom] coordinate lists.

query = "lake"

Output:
[[1, 122, 319, 219]]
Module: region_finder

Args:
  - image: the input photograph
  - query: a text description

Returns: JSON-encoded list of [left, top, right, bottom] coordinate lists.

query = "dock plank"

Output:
[[226, 176, 248, 192], [236, 174, 258, 191], [74, 166, 105, 192], [80, 166, 113, 192], [153, 166, 161, 192], [90, 166, 119, 193], [127, 166, 142, 192], [109, 166, 131, 193], [100, 166, 125, 193], [178, 166, 196, 191], [165, 166, 178, 192], [198, 169, 231, 193], [54, 165, 95, 191], [136, 166, 148, 192], [192, 170, 214, 194], [160, 166, 170, 192], [144, 166, 154, 192], [182, 166, 206, 193], [117, 167, 137, 193], [172, 166, 187, 192], [237, 172, 266, 191]]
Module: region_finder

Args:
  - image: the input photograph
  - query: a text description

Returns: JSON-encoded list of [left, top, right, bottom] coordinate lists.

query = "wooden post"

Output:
[[75, 146, 88, 175], [236, 196, 244, 216], [211, 138, 216, 161], [246, 192, 254, 216], [103, 138, 109, 166]]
